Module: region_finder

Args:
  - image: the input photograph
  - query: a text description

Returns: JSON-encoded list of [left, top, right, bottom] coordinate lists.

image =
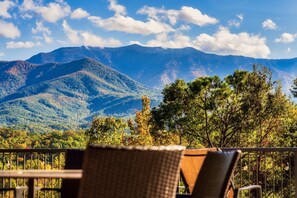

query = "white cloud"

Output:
[[71, 8, 90, 19], [228, 20, 240, 28], [137, 6, 165, 21], [287, 47, 291, 53], [21, 0, 71, 23], [43, 34, 53, 43], [62, 20, 81, 45], [89, 3, 216, 36], [32, 21, 52, 43], [88, 15, 174, 35], [108, 0, 126, 16], [0, 20, 21, 39], [37, 2, 71, 23], [0, 0, 15, 18], [6, 41, 41, 49], [144, 27, 270, 58], [178, 6, 218, 26], [237, 14, 243, 21], [262, 19, 277, 30], [82, 32, 122, 47], [193, 27, 270, 58], [275, 33, 297, 43], [147, 33, 192, 49], [0, 52, 4, 57], [21, 0, 35, 10], [228, 14, 244, 27], [177, 25, 191, 31], [21, 13, 33, 19], [129, 40, 142, 45], [32, 21, 51, 35], [62, 20, 122, 47], [137, 6, 218, 26], [89, 1, 175, 35]]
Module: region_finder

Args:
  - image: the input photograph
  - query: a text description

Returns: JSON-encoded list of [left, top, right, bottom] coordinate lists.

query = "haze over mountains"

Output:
[[1, 44, 296, 130]]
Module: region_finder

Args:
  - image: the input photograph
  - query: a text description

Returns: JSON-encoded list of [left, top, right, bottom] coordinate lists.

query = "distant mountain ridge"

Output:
[[0, 58, 158, 130], [27, 44, 297, 93]]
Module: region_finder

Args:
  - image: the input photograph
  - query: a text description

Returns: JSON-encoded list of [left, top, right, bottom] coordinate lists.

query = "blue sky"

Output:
[[0, 0, 296, 60]]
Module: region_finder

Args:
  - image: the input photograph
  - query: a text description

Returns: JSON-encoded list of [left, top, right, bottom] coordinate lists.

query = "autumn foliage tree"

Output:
[[127, 96, 153, 145]]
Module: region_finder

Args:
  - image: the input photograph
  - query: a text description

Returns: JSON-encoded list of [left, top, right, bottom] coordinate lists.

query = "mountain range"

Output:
[[28, 44, 297, 92], [1, 44, 296, 131]]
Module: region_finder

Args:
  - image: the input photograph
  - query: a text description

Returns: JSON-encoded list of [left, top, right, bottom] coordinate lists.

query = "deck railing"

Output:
[[223, 147, 297, 198], [0, 148, 297, 197], [0, 149, 67, 198]]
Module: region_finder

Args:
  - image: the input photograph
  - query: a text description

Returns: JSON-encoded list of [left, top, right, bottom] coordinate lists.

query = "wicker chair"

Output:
[[78, 144, 185, 198], [177, 150, 262, 198], [180, 148, 218, 193], [179, 149, 262, 198]]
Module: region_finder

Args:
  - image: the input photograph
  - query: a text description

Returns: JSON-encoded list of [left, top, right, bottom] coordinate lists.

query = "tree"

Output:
[[152, 77, 226, 147], [128, 96, 153, 146], [86, 116, 127, 145], [31, 130, 87, 148], [230, 65, 289, 147], [152, 65, 290, 148], [151, 80, 195, 146], [0, 127, 29, 148]]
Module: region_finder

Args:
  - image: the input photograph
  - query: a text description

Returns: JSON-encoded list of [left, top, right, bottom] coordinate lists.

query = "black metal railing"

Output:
[[0, 149, 67, 198], [223, 147, 297, 198]]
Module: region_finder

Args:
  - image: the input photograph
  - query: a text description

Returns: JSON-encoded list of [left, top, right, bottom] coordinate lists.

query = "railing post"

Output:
[[294, 151, 297, 198]]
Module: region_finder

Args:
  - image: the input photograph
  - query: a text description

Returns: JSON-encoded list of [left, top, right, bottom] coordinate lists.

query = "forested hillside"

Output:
[[0, 58, 158, 131]]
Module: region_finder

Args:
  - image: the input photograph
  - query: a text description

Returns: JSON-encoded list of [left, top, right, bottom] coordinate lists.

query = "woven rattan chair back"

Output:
[[191, 150, 241, 198], [78, 145, 185, 198], [180, 148, 218, 193]]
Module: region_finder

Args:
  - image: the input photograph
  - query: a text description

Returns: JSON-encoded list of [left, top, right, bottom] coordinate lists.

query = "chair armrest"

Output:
[[238, 184, 261, 191], [176, 194, 191, 198], [234, 185, 262, 198]]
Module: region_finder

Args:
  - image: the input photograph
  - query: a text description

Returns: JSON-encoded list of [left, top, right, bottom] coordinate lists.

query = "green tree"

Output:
[[86, 116, 127, 145], [229, 65, 289, 147], [0, 127, 29, 148], [32, 130, 87, 148], [152, 65, 290, 148], [151, 79, 195, 146]]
